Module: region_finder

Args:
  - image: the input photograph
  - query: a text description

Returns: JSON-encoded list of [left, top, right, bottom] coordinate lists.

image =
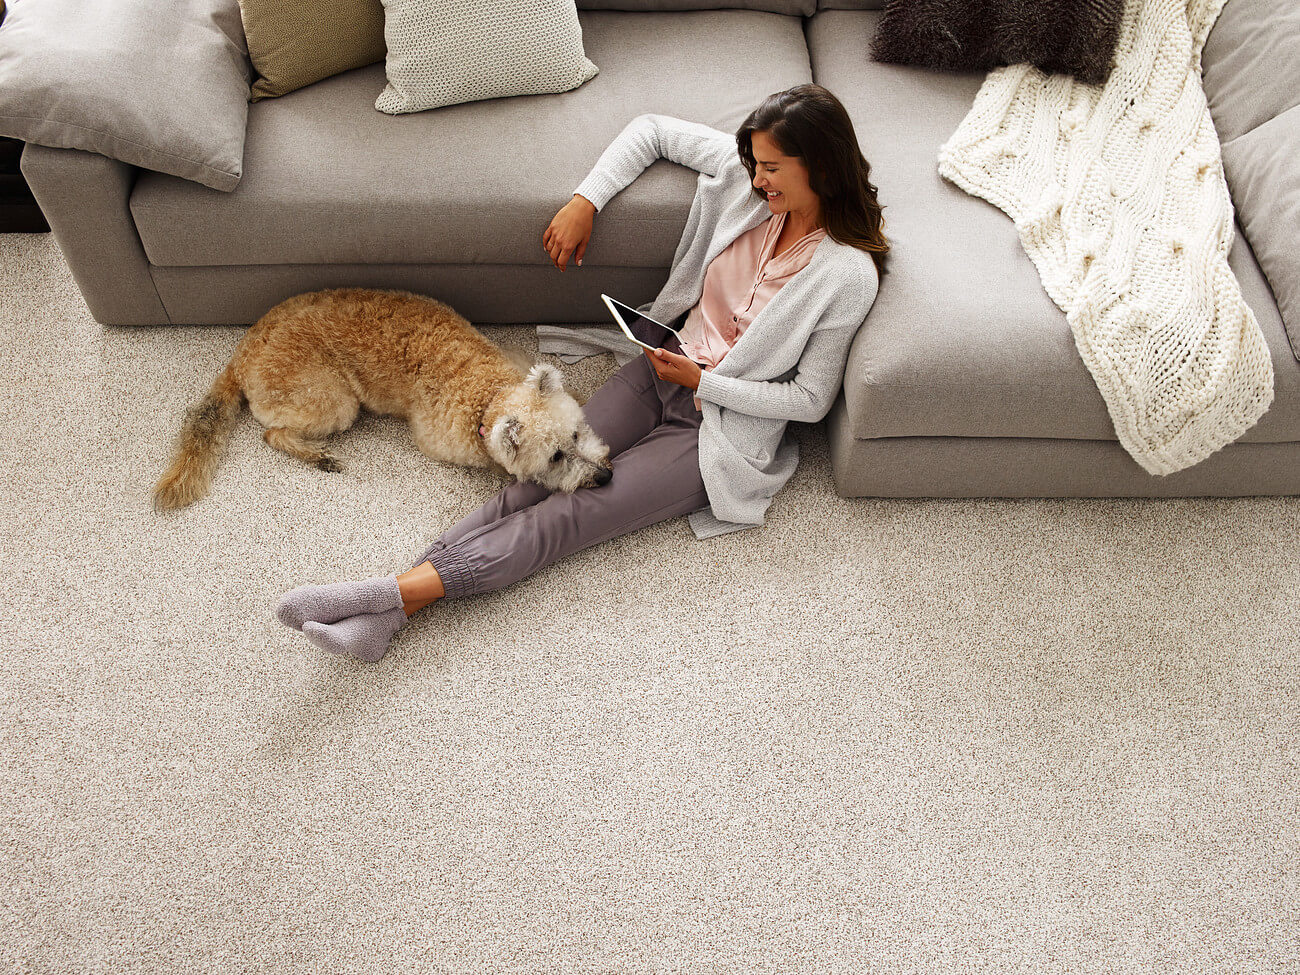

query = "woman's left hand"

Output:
[[645, 347, 703, 390]]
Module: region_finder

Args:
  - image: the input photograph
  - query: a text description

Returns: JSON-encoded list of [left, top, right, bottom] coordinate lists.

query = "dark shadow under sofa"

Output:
[[19, 0, 1300, 498]]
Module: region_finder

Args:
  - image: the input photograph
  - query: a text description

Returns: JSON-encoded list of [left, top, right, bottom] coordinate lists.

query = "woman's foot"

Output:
[[275, 562, 445, 642], [275, 574, 403, 630], [302, 607, 407, 663]]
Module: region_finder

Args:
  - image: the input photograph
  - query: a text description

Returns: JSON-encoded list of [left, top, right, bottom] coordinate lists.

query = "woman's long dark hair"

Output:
[[737, 84, 890, 279]]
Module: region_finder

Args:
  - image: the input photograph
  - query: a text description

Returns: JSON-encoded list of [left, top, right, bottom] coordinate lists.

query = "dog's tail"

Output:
[[152, 362, 244, 511]]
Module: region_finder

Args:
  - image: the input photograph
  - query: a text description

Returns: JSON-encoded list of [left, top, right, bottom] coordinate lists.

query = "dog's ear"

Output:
[[499, 416, 523, 453], [525, 362, 565, 397]]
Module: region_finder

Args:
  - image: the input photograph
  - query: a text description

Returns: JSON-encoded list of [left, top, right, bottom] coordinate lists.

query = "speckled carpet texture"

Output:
[[2, 233, 1297, 973]]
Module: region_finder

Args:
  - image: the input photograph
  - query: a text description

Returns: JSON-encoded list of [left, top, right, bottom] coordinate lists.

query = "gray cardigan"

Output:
[[573, 114, 881, 539]]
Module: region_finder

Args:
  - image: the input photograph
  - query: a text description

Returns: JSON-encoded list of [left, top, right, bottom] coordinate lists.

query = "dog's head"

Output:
[[484, 363, 613, 492]]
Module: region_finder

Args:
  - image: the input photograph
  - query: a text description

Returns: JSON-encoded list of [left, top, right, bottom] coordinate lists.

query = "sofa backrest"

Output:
[[576, 0, 814, 14], [574, 0, 887, 14]]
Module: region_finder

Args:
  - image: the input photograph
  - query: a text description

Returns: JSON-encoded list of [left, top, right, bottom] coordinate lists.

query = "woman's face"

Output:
[[750, 129, 820, 223]]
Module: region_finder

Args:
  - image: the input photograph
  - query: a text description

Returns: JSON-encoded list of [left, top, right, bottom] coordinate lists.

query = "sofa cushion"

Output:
[[129, 9, 812, 269], [1199, 0, 1300, 363], [239, 0, 386, 102], [805, 9, 1300, 444], [577, 0, 815, 14], [1200, 0, 1300, 145], [376, 0, 599, 115], [1220, 107, 1300, 362], [0, 0, 251, 192]]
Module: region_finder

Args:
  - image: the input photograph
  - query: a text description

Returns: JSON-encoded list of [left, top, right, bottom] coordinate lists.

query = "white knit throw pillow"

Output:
[[375, 0, 599, 115]]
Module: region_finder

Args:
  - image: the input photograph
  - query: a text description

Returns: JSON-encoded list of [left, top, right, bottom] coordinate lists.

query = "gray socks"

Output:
[[275, 574, 409, 662], [302, 607, 408, 663], [275, 574, 403, 630]]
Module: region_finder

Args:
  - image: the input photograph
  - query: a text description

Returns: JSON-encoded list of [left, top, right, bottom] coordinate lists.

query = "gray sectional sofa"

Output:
[[19, 0, 1300, 498]]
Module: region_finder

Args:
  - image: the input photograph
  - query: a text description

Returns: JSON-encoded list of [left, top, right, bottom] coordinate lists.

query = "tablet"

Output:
[[601, 294, 707, 366]]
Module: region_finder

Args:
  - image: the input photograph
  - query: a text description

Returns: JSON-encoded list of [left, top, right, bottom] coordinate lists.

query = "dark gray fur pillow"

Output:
[[869, 0, 1126, 86]]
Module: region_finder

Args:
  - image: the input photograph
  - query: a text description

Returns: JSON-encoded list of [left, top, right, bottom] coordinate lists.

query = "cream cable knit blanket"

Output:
[[937, 0, 1274, 476]]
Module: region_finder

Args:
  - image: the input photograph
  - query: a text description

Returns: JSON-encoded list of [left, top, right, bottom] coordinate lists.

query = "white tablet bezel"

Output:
[[601, 294, 681, 351]]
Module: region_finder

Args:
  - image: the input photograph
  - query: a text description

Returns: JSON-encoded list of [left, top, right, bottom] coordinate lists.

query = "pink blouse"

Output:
[[678, 210, 826, 408]]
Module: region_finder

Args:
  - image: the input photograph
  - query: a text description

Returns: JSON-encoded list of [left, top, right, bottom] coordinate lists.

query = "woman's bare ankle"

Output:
[[396, 562, 446, 615], [402, 596, 435, 618]]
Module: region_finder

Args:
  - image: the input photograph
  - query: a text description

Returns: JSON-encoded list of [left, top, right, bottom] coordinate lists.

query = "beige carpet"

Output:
[[2, 233, 1297, 973]]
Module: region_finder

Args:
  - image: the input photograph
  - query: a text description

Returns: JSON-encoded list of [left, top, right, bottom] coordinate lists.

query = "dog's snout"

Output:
[[594, 467, 613, 487]]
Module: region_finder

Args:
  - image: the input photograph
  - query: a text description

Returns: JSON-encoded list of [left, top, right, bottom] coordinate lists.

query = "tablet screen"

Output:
[[602, 294, 708, 368], [608, 297, 680, 349]]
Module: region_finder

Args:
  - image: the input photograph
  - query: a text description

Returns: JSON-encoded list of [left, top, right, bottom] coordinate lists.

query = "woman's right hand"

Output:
[[543, 194, 596, 272]]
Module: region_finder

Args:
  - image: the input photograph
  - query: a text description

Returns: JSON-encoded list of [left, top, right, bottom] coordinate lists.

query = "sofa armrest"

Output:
[[20, 143, 169, 325]]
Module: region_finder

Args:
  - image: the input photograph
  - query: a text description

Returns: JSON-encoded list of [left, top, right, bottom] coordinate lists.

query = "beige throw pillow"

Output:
[[238, 0, 387, 101], [375, 0, 599, 115]]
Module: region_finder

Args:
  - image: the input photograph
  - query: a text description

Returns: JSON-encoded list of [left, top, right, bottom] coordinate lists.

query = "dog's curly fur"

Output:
[[153, 287, 612, 510]]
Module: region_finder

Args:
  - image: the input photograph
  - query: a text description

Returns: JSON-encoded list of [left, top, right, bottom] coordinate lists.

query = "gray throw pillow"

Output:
[[1220, 109, 1300, 361], [869, 0, 1125, 86], [0, 0, 252, 191], [1203, 0, 1300, 362], [376, 0, 599, 115], [1201, 0, 1300, 145]]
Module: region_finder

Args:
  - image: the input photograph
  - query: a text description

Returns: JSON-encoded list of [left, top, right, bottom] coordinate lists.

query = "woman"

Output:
[[275, 83, 889, 662]]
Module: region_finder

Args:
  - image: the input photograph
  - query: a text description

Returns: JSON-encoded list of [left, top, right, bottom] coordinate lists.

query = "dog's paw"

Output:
[[316, 457, 343, 473]]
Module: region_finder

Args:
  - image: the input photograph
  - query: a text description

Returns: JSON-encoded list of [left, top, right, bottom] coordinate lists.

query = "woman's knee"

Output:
[[580, 360, 662, 456]]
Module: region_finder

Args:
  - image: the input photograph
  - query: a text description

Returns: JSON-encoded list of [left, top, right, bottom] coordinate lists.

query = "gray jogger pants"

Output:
[[412, 337, 709, 598]]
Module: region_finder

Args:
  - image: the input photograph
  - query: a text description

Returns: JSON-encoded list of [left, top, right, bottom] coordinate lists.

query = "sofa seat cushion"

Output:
[[128, 9, 812, 270], [806, 9, 1300, 445]]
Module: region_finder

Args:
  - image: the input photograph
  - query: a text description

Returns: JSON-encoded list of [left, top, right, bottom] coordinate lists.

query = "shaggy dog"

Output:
[[153, 287, 613, 510]]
